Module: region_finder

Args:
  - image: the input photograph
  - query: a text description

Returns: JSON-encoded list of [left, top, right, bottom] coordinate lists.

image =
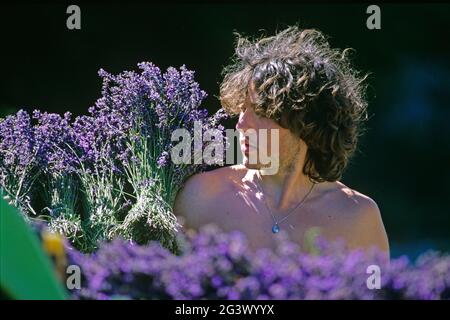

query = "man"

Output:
[[174, 26, 389, 257]]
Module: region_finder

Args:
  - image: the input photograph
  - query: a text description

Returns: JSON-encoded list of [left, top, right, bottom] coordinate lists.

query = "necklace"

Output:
[[255, 171, 315, 234]]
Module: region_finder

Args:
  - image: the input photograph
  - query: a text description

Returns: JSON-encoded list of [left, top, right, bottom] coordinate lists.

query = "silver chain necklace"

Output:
[[254, 170, 315, 234]]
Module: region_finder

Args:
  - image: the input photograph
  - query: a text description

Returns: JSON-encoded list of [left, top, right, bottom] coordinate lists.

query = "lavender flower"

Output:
[[33, 110, 77, 174], [157, 151, 170, 168]]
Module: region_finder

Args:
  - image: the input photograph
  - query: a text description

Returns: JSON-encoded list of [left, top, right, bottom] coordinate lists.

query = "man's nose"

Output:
[[236, 109, 250, 131]]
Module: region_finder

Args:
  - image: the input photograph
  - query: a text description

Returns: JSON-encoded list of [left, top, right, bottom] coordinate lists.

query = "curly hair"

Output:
[[219, 25, 369, 183]]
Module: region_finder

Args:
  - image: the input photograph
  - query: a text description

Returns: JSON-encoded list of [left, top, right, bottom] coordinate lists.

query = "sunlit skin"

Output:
[[174, 85, 389, 259]]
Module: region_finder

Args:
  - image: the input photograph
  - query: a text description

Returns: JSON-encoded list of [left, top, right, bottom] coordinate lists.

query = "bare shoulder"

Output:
[[323, 181, 390, 254], [176, 164, 247, 201], [173, 165, 248, 228], [332, 181, 381, 213]]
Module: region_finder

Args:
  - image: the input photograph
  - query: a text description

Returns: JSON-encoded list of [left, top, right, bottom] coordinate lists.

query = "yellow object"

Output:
[[41, 229, 68, 281], [42, 230, 65, 258]]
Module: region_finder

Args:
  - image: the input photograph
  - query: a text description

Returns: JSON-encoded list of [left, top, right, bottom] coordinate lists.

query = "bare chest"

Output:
[[203, 189, 352, 251]]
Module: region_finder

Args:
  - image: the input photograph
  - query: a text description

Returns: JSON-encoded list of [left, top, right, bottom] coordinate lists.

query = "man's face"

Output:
[[236, 85, 302, 172]]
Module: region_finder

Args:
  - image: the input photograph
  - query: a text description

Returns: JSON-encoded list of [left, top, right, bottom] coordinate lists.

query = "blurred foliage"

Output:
[[0, 197, 67, 299]]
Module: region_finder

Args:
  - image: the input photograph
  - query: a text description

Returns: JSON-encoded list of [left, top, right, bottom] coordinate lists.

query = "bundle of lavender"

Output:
[[0, 62, 227, 253]]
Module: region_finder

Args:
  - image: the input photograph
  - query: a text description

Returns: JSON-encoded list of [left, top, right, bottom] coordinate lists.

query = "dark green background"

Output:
[[1, 2, 449, 258]]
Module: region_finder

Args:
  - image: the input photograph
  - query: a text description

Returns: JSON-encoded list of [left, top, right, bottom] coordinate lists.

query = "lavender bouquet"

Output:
[[85, 62, 227, 252], [0, 62, 227, 253]]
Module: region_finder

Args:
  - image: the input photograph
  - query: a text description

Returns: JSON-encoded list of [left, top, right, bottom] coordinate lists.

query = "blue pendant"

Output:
[[272, 224, 280, 234]]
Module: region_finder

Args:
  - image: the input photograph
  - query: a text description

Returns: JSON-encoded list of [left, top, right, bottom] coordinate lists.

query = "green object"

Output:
[[0, 197, 68, 299]]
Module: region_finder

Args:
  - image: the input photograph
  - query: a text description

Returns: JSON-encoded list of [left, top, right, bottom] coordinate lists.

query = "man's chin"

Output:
[[243, 162, 261, 170], [242, 157, 279, 175], [242, 156, 262, 170]]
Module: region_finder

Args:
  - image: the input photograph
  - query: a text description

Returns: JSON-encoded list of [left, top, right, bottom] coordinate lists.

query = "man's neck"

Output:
[[248, 154, 316, 211]]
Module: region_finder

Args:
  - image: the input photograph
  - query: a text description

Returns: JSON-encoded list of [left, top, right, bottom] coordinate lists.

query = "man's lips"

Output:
[[241, 138, 256, 146], [242, 141, 256, 154]]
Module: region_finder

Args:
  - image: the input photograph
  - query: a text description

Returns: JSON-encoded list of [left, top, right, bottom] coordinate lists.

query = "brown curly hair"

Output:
[[219, 25, 369, 183]]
